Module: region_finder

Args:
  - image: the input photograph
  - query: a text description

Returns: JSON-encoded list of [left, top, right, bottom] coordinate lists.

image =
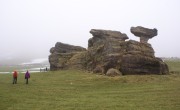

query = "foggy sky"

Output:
[[0, 0, 180, 63]]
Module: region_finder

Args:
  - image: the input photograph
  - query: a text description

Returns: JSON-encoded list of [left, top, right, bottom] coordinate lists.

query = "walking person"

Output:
[[45, 67, 48, 72], [25, 70, 30, 84], [13, 70, 18, 84]]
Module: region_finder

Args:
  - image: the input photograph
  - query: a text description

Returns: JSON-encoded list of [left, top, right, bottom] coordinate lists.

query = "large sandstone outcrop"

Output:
[[49, 26, 169, 75]]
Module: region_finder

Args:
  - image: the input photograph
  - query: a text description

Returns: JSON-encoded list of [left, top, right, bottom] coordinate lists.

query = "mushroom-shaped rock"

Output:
[[130, 26, 158, 43]]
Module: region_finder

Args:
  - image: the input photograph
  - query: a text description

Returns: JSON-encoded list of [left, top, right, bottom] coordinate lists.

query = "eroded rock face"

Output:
[[125, 40, 155, 56], [49, 42, 86, 70], [86, 29, 129, 73], [90, 29, 129, 40], [49, 27, 169, 75], [120, 55, 167, 75], [131, 26, 158, 43], [53, 42, 86, 53]]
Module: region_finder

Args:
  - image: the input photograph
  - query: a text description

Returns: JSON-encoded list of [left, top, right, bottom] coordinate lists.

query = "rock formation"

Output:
[[49, 26, 169, 75], [49, 42, 86, 70], [86, 29, 129, 74], [131, 26, 157, 43]]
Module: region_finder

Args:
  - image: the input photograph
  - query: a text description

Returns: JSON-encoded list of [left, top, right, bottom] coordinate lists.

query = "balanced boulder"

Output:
[[131, 26, 157, 43]]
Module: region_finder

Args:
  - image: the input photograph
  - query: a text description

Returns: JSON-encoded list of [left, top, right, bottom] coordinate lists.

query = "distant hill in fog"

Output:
[[0, 57, 49, 66], [162, 57, 180, 61]]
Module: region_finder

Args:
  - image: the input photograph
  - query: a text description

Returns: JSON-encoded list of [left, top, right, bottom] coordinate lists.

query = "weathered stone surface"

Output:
[[106, 68, 122, 77], [49, 53, 75, 70], [86, 29, 128, 74], [89, 29, 129, 43], [54, 42, 86, 53], [120, 55, 169, 75], [131, 26, 157, 38], [131, 26, 158, 43], [50, 47, 55, 54], [156, 58, 169, 75], [49, 27, 169, 75], [120, 55, 161, 75], [125, 40, 155, 58], [93, 66, 103, 74], [49, 42, 86, 70], [67, 51, 88, 70], [49, 53, 59, 70]]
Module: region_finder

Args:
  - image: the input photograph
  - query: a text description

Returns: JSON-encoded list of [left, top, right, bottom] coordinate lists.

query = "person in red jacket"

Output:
[[13, 70, 18, 84]]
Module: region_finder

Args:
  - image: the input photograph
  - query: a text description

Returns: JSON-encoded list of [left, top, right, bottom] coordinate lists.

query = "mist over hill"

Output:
[[0, 57, 49, 66], [162, 57, 180, 61]]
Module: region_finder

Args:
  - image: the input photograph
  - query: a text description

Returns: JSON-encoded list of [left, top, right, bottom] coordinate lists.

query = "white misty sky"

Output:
[[0, 0, 180, 62]]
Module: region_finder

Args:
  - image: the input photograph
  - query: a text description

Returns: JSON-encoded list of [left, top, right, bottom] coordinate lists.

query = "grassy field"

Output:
[[165, 60, 180, 72], [0, 61, 180, 110]]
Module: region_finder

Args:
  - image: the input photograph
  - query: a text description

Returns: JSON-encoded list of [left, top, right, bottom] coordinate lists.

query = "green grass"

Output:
[[165, 60, 180, 72], [0, 61, 180, 110]]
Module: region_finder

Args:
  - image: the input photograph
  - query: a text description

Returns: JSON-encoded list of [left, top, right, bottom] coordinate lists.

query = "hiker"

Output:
[[25, 70, 30, 84], [45, 67, 48, 72], [12, 70, 18, 84]]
